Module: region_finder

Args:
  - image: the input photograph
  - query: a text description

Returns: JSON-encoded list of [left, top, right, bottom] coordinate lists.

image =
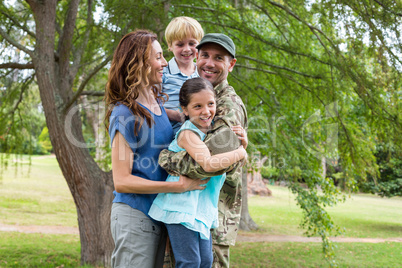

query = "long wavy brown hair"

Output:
[[104, 29, 166, 135]]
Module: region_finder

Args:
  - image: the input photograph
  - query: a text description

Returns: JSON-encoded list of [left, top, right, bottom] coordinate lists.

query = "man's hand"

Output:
[[231, 125, 248, 149]]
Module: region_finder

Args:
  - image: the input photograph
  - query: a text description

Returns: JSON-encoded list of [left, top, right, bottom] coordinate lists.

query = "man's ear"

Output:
[[228, 58, 237, 72], [196, 51, 199, 60]]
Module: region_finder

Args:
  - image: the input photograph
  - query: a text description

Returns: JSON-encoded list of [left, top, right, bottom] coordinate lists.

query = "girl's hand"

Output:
[[231, 125, 248, 149], [177, 175, 210, 192]]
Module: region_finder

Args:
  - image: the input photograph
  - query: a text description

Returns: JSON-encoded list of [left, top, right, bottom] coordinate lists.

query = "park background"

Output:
[[0, 0, 401, 267]]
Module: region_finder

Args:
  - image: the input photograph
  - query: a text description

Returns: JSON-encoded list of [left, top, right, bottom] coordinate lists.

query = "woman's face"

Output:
[[148, 40, 168, 85]]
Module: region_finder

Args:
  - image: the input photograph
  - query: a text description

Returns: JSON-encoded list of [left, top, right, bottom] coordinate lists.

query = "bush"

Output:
[[358, 143, 402, 197]]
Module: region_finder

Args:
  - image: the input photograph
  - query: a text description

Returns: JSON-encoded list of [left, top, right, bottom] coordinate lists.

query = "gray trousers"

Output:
[[111, 202, 167, 268]]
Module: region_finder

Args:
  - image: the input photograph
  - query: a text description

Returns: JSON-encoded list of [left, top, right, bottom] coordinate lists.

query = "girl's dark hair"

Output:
[[179, 77, 215, 108], [104, 29, 166, 135]]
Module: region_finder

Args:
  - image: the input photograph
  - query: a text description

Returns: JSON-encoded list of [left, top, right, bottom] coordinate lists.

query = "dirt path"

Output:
[[1, 223, 401, 243]]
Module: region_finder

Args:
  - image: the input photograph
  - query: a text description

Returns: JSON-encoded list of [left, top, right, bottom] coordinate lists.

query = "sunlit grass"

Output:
[[231, 241, 402, 267], [0, 232, 82, 268], [0, 155, 401, 267], [245, 185, 402, 238], [0, 155, 77, 227]]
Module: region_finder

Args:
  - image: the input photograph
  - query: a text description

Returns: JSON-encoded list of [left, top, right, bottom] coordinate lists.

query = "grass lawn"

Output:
[[0, 232, 81, 268], [245, 186, 402, 238], [231, 241, 402, 268], [0, 155, 77, 227], [0, 155, 401, 267]]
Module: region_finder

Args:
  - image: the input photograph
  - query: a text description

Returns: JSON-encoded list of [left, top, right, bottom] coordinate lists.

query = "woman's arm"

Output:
[[112, 131, 208, 194], [177, 130, 247, 173]]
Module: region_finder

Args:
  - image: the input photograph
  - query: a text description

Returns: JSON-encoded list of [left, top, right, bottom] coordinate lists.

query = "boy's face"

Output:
[[169, 37, 198, 68]]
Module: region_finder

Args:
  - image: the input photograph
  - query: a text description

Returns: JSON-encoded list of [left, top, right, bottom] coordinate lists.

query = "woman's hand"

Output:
[[176, 175, 210, 192], [231, 125, 248, 149]]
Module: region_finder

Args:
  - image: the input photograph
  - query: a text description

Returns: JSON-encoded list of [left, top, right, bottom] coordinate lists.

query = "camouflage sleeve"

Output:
[[158, 83, 247, 180], [158, 123, 240, 179]]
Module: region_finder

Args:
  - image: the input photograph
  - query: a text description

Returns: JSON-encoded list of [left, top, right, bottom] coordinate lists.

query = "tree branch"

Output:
[[4, 75, 35, 135], [176, 2, 332, 66], [71, 0, 93, 80], [63, 54, 112, 113], [13, 76, 34, 110], [0, 62, 34, 69], [0, 9, 36, 38], [373, 0, 402, 16], [81, 91, 104, 97], [0, 69, 14, 79], [260, 1, 338, 54], [237, 55, 323, 79], [57, 0, 80, 76], [173, 4, 215, 11], [0, 27, 34, 57], [197, 18, 332, 66], [236, 64, 278, 75]]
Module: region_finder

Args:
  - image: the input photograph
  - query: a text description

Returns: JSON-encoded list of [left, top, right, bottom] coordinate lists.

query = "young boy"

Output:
[[163, 16, 204, 134]]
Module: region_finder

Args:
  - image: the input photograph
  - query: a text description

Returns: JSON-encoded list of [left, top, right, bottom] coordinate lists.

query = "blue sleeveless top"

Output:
[[149, 120, 226, 240], [109, 102, 174, 221]]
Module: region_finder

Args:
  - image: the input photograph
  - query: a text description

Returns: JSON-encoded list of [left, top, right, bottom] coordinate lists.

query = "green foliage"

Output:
[[38, 127, 53, 154], [1, 0, 402, 264], [0, 81, 46, 156], [358, 143, 402, 197]]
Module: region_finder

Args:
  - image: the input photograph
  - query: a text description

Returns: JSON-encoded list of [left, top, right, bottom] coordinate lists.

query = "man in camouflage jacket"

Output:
[[159, 33, 248, 268]]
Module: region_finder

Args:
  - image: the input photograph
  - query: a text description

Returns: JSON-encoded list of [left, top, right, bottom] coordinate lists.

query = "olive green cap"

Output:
[[196, 33, 236, 58]]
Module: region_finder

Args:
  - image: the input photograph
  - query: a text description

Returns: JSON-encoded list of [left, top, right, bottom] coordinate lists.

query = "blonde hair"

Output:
[[165, 16, 204, 47]]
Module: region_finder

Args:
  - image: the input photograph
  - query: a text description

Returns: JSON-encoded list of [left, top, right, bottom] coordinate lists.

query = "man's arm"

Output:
[[159, 123, 241, 179], [159, 85, 248, 179], [165, 109, 184, 122]]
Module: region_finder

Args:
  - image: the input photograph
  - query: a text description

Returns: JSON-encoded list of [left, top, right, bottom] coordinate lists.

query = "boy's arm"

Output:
[[165, 109, 184, 122], [159, 122, 241, 179]]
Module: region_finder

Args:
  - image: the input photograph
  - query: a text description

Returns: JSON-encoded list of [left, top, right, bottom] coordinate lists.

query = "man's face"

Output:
[[196, 43, 236, 87]]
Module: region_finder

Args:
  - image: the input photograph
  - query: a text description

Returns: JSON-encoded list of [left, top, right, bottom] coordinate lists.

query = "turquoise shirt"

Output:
[[162, 58, 199, 134], [149, 120, 226, 239]]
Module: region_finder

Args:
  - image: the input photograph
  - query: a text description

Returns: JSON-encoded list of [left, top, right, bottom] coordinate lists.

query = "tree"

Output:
[[1, 0, 401, 266], [0, 1, 177, 266], [1, 1, 115, 265]]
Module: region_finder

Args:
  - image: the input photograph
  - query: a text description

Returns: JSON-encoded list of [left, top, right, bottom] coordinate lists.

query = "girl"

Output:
[[149, 77, 247, 268], [104, 30, 207, 268]]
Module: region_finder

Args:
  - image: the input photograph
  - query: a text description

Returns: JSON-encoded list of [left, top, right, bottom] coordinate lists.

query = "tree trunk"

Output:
[[81, 96, 107, 163], [247, 171, 273, 196], [247, 156, 272, 197], [239, 168, 258, 231], [30, 1, 114, 266]]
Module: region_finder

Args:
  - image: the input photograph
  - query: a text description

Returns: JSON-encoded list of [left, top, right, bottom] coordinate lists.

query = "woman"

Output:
[[104, 30, 207, 268]]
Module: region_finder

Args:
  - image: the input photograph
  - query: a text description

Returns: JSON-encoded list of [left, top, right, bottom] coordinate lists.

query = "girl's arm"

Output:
[[177, 130, 247, 173], [112, 131, 208, 194]]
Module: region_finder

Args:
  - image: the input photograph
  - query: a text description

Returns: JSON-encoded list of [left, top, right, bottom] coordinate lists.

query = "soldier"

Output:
[[159, 33, 247, 268]]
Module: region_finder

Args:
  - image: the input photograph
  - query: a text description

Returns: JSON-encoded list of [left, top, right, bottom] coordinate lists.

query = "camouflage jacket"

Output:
[[159, 80, 248, 246]]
